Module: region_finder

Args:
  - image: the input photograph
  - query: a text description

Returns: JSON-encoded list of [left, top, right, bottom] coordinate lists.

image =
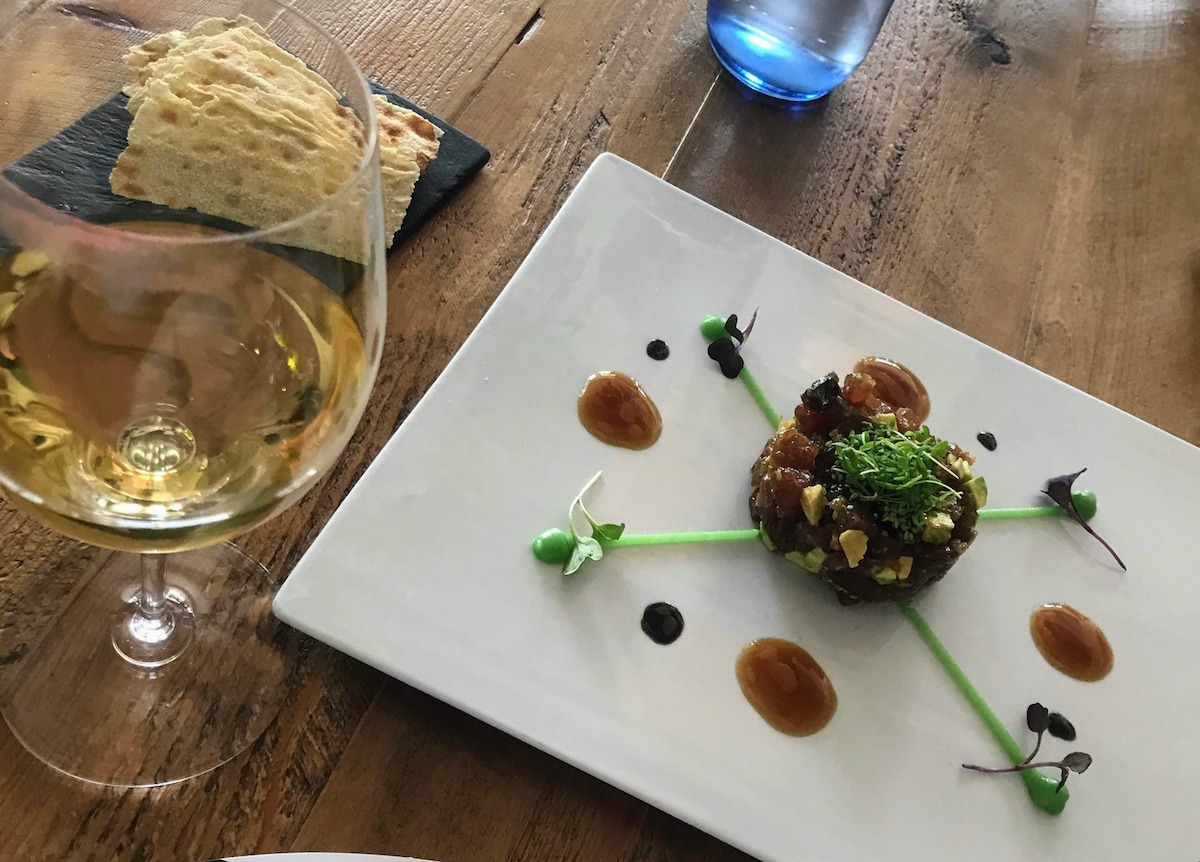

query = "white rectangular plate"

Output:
[[275, 154, 1200, 862]]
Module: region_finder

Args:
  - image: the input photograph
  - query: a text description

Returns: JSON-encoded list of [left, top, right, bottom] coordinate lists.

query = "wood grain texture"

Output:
[[293, 682, 754, 861], [1024, 0, 1200, 442], [2, 0, 1197, 858], [295, 0, 545, 116], [665, 0, 1099, 356]]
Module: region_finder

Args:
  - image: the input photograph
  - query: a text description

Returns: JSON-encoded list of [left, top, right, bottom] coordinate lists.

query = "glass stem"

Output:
[[139, 553, 169, 623], [112, 552, 194, 668]]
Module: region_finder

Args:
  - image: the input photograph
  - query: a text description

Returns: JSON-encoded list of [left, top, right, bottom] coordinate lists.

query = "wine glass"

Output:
[[0, 0, 385, 786]]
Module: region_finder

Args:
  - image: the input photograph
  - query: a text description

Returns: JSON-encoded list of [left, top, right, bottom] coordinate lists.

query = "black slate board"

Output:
[[1, 81, 488, 284]]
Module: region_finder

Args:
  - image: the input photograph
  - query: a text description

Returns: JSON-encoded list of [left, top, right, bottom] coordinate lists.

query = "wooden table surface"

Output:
[[1, 0, 1197, 859]]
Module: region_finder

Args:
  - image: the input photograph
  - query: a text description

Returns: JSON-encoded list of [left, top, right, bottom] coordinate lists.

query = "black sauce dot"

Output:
[[30, 434, 46, 447], [646, 339, 670, 361], [640, 602, 684, 645], [263, 433, 281, 445], [976, 431, 997, 451], [1047, 711, 1076, 741]]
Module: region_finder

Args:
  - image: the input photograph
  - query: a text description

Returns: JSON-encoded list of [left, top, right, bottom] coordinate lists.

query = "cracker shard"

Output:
[[110, 15, 441, 262]]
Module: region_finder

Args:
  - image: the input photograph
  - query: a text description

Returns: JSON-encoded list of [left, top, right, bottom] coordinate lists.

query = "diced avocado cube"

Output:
[[965, 475, 988, 508], [839, 530, 868, 568], [11, 250, 49, 278], [872, 412, 897, 427], [800, 484, 826, 526], [922, 512, 955, 543], [947, 455, 973, 480], [872, 567, 898, 584], [759, 527, 777, 552], [784, 548, 828, 573], [897, 556, 914, 580]]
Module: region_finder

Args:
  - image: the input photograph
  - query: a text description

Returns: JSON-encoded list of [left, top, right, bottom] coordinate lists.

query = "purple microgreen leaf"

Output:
[[1043, 469, 1088, 510], [735, 308, 759, 353], [707, 338, 744, 379], [1026, 703, 1050, 734], [1043, 469, 1126, 570], [1022, 702, 1049, 763], [1061, 752, 1092, 774], [1047, 712, 1077, 741], [1054, 767, 1069, 793]]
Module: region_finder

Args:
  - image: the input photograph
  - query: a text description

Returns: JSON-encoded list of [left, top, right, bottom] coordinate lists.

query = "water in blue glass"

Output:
[[707, 0, 894, 102]]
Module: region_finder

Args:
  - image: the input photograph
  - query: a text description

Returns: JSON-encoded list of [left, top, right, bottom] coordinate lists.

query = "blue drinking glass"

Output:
[[707, 0, 895, 102]]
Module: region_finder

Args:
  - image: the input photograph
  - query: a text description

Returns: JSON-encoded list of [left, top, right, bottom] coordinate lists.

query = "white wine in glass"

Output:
[[0, 0, 386, 786]]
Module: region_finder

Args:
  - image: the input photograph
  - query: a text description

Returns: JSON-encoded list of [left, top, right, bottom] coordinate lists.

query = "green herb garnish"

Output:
[[555, 472, 626, 575], [830, 424, 960, 541]]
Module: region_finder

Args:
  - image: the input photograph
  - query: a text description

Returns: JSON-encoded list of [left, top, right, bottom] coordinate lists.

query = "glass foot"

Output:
[[0, 543, 293, 787]]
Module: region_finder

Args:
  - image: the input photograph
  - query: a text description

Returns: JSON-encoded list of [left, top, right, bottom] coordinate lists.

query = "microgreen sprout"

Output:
[[1044, 469, 1125, 570], [1022, 702, 1049, 763], [829, 424, 960, 541], [704, 310, 758, 378], [963, 702, 1092, 793], [726, 309, 758, 351], [526, 473, 630, 574]]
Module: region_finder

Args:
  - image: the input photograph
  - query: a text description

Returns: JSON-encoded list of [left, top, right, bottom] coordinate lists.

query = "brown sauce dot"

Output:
[[735, 638, 837, 736], [577, 371, 661, 450], [1030, 604, 1113, 682]]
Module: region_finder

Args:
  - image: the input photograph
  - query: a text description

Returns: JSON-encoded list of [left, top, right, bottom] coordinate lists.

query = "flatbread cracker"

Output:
[[125, 15, 339, 107], [111, 16, 441, 261]]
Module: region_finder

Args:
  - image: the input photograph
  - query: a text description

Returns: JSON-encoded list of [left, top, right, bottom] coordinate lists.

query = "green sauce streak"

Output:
[[898, 602, 1069, 815], [700, 315, 783, 427], [739, 367, 782, 427], [603, 528, 761, 549], [978, 490, 1097, 522], [532, 527, 762, 563]]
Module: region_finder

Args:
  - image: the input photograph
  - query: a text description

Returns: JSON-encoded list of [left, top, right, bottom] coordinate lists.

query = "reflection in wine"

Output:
[[0, 222, 365, 552]]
